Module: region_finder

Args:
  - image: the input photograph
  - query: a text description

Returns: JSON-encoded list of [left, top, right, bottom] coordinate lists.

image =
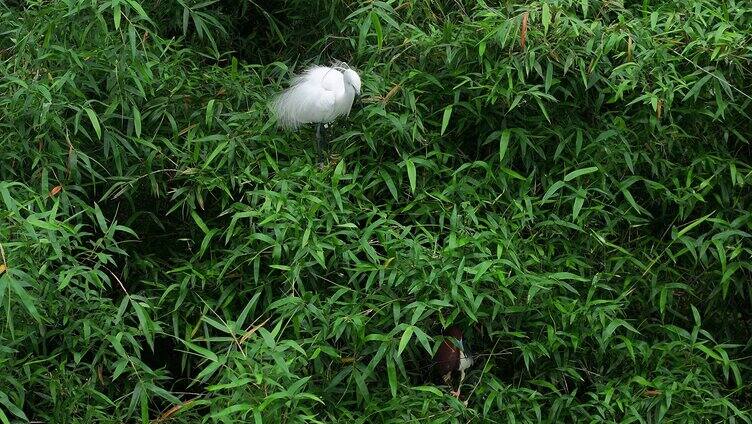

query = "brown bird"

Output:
[[433, 325, 474, 400]]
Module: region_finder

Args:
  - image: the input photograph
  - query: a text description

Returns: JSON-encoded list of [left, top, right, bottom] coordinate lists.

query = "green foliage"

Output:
[[1, 0, 751, 422]]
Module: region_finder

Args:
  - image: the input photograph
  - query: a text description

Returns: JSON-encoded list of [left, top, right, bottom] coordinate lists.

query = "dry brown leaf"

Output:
[[394, 2, 411, 12], [49, 185, 62, 197], [627, 36, 633, 62], [179, 124, 197, 136], [656, 99, 664, 119], [521, 12, 529, 50], [382, 84, 401, 105], [239, 317, 270, 345], [152, 398, 197, 423]]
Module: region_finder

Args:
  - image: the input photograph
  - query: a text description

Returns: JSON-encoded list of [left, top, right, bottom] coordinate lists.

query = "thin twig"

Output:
[[105, 267, 129, 296], [197, 294, 248, 356], [671, 48, 752, 101], [465, 338, 503, 402]]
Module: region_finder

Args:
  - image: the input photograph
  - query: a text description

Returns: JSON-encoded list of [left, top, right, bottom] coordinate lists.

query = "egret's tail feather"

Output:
[[271, 90, 304, 130]]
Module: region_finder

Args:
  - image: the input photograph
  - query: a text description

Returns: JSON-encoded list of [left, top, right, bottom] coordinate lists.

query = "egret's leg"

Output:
[[323, 123, 331, 154], [315, 123, 323, 167]]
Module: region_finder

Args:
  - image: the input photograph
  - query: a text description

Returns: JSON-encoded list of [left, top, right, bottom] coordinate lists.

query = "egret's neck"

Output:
[[341, 84, 356, 116], [343, 83, 355, 99]]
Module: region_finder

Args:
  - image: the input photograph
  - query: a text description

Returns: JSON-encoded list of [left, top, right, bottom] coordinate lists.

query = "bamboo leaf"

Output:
[[387, 359, 397, 398], [84, 108, 102, 139], [564, 166, 599, 181], [397, 326, 414, 357], [499, 129, 511, 162], [371, 12, 383, 50], [133, 105, 142, 137], [406, 158, 416, 193], [441, 106, 453, 135]]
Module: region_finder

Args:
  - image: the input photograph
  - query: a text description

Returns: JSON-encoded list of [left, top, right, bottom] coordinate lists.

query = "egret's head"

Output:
[[342, 69, 361, 96]]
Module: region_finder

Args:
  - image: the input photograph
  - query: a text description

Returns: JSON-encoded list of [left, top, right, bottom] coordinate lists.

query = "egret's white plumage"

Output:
[[271, 63, 362, 166], [272, 64, 362, 129]]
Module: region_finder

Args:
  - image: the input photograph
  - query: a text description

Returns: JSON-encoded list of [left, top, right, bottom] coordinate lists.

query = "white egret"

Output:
[[271, 62, 362, 166]]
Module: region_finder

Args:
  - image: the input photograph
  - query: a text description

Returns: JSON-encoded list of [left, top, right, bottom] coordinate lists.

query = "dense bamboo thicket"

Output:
[[1, 0, 751, 422]]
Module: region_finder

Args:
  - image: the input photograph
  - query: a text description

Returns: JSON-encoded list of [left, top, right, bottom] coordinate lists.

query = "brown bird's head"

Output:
[[443, 325, 464, 349], [433, 326, 466, 368]]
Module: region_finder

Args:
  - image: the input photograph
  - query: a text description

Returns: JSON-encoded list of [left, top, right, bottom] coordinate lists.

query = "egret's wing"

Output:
[[307, 66, 354, 119], [272, 66, 340, 129], [314, 67, 345, 93]]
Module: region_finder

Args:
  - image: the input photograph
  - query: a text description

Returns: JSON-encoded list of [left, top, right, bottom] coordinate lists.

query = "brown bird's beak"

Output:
[[445, 336, 463, 351]]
